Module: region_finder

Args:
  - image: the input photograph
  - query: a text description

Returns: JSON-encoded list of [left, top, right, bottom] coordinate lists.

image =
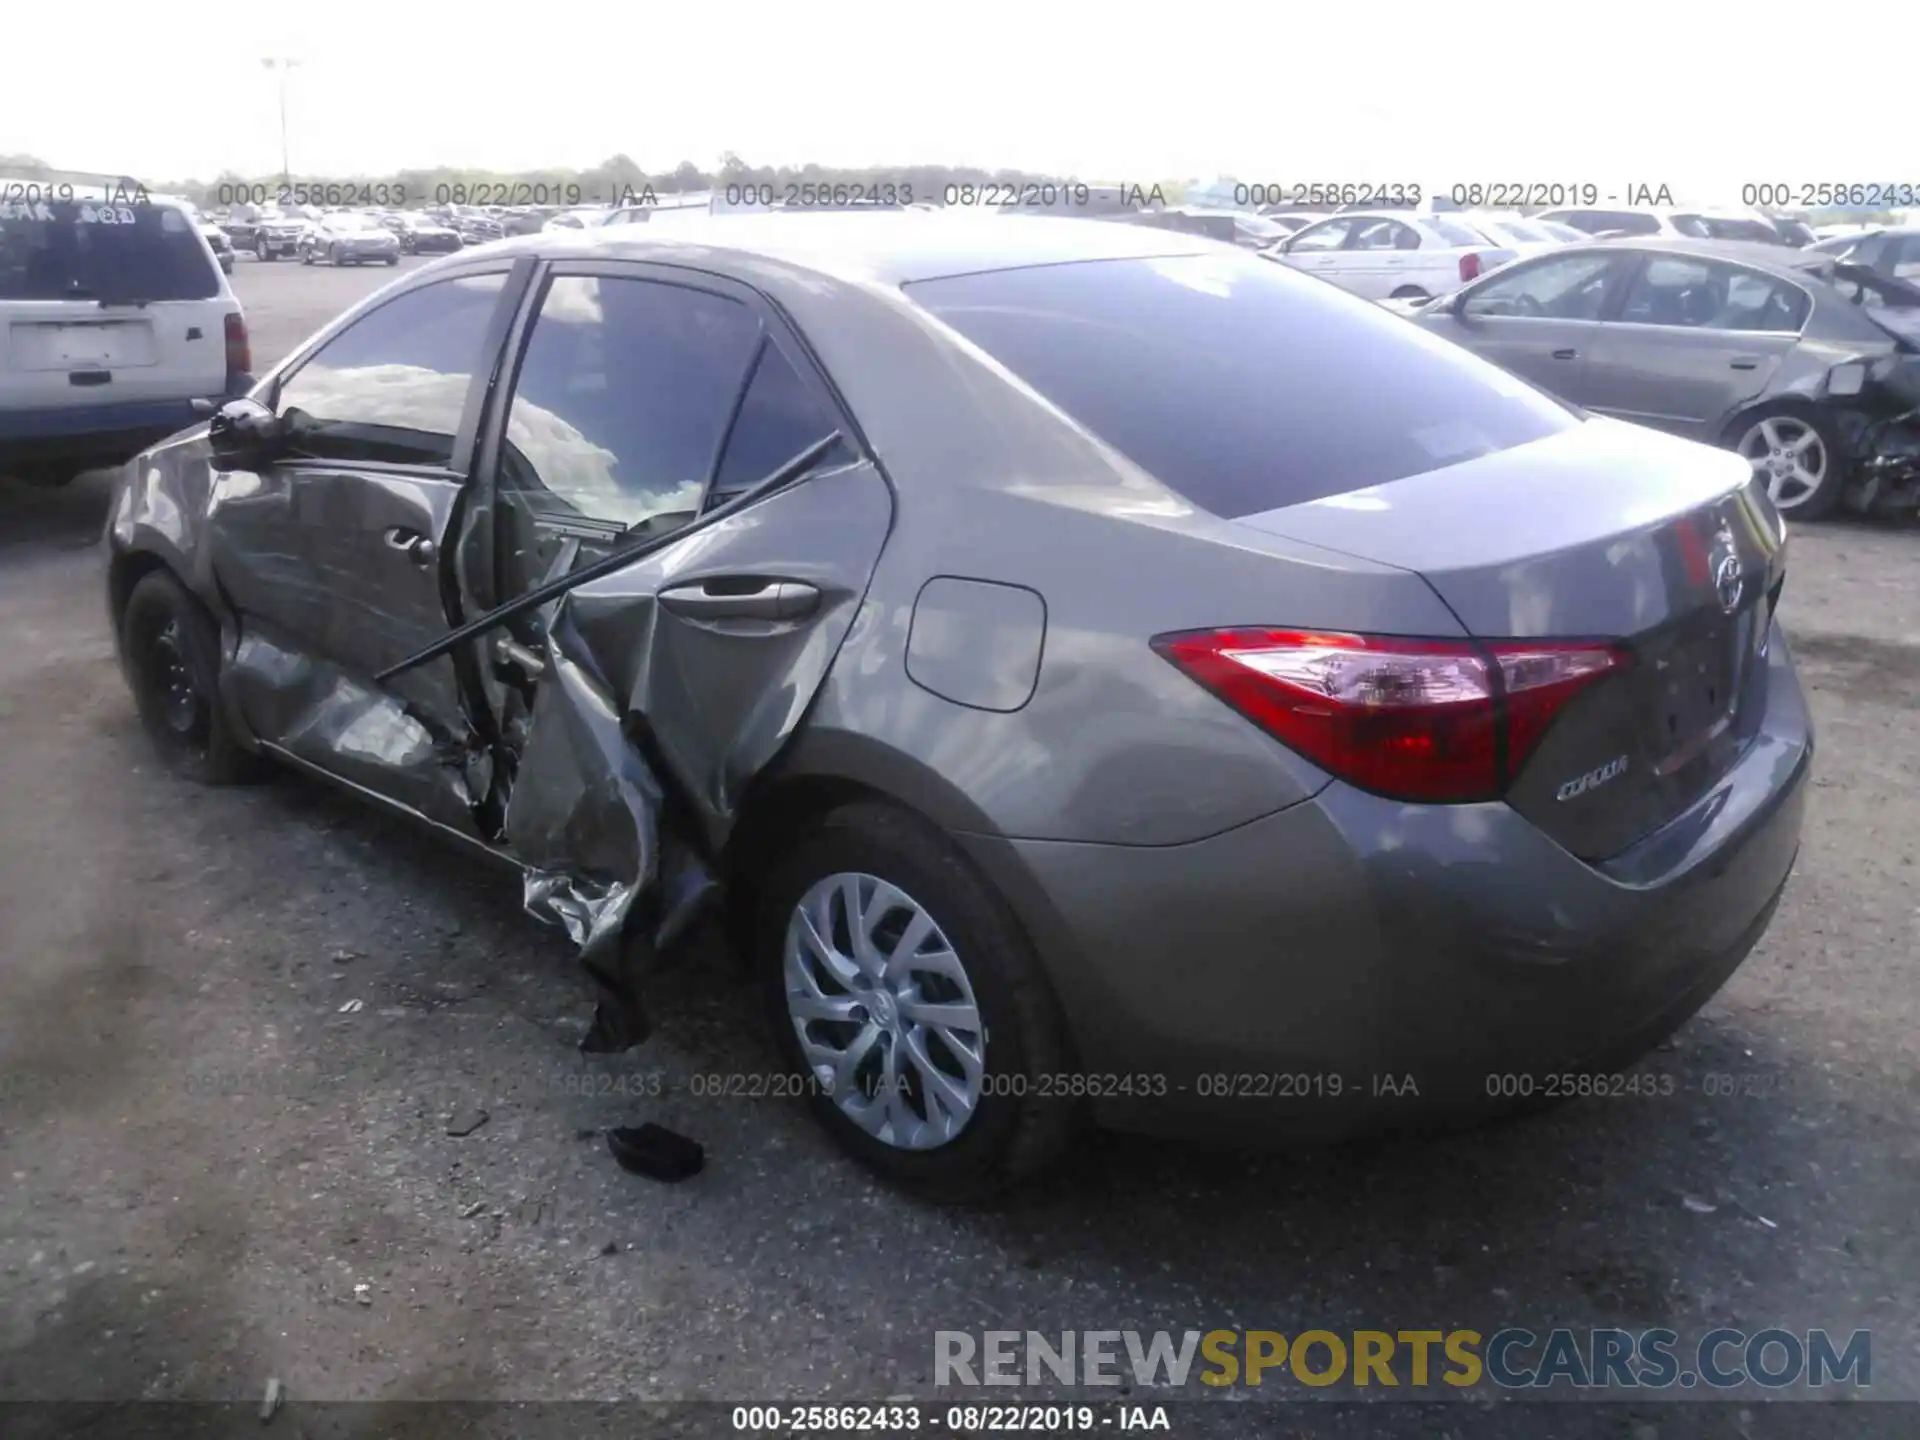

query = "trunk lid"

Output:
[[1235, 418, 1788, 859]]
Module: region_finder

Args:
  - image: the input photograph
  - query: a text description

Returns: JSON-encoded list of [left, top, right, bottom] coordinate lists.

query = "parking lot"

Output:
[[3, 255, 1919, 1434]]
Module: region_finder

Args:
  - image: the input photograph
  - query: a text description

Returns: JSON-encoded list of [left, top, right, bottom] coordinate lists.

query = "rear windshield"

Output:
[[907, 254, 1575, 517], [1673, 214, 1783, 244], [0, 201, 220, 302], [1428, 217, 1486, 247]]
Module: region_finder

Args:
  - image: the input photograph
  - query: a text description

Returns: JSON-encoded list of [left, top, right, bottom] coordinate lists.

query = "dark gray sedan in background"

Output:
[[106, 216, 1810, 1198], [1414, 237, 1920, 517]]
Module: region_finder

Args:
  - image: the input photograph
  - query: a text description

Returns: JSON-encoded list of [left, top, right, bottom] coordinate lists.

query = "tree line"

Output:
[[161, 156, 1188, 210]]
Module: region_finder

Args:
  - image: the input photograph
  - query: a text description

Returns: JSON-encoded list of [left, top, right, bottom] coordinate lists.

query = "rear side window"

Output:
[[711, 341, 848, 497], [1427, 217, 1485, 247], [0, 201, 219, 302], [1618, 258, 1809, 333], [909, 254, 1576, 518]]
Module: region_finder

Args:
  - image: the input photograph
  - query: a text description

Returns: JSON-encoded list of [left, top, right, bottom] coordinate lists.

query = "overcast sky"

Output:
[[3, 2, 1906, 205]]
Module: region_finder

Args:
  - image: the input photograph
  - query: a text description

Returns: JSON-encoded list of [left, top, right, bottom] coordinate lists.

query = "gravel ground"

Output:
[[1, 257, 1916, 1438]]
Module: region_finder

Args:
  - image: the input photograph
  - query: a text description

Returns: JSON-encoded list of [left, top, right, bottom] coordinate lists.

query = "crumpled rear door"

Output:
[[453, 262, 894, 1046]]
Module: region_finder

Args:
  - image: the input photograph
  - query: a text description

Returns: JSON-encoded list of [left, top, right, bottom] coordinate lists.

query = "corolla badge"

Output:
[[1556, 755, 1629, 802], [1709, 525, 1745, 614]]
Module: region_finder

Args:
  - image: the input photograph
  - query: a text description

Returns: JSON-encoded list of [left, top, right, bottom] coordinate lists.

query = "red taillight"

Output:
[[1458, 252, 1483, 283], [223, 312, 251, 385], [1153, 628, 1629, 804]]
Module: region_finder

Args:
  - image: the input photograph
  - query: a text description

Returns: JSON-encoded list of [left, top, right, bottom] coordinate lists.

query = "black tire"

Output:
[[1389, 285, 1430, 300], [120, 570, 267, 786], [385, 255, 399, 266], [255, 240, 272, 262], [757, 801, 1076, 1202], [329, 244, 343, 267], [1722, 400, 1847, 521]]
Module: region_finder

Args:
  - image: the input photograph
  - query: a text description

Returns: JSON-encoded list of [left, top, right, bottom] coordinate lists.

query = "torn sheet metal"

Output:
[[110, 427, 893, 1052], [492, 464, 893, 1047]]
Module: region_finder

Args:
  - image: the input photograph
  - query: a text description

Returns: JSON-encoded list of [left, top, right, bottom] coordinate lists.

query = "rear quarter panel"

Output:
[[759, 266, 1471, 845]]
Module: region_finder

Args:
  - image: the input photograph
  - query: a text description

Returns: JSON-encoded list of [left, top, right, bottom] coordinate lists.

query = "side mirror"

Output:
[[199, 397, 285, 467]]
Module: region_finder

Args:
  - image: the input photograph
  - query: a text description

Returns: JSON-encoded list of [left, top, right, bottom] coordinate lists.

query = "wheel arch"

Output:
[[108, 547, 177, 640], [719, 729, 1013, 967]]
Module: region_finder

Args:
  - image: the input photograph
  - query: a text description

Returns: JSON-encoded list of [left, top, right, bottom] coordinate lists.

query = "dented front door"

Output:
[[208, 269, 519, 834]]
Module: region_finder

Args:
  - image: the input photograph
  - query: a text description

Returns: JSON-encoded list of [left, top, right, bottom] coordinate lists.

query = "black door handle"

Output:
[[382, 526, 436, 564], [1551, 348, 1579, 360], [1730, 357, 1760, 370], [659, 579, 820, 622]]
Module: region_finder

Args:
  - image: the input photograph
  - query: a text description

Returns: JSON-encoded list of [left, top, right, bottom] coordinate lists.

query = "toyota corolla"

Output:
[[105, 214, 1811, 1199]]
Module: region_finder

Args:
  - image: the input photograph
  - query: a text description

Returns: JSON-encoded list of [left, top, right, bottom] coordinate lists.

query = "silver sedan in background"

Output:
[[298, 211, 402, 267]]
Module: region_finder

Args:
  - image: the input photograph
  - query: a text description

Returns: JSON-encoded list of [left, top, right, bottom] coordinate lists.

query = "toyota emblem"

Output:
[[1712, 549, 1745, 614]]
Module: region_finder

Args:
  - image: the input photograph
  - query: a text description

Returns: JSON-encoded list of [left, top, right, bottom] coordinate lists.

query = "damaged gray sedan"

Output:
[[1411, 237, 1920, 519], [107, 215, 1810, 1199]]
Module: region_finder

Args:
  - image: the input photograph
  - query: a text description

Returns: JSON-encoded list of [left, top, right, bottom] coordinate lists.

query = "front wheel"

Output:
[[120, 570, 267, 786], [329, 244, 343, 267], [1728, 402, 1846, 519], [255, 240, 273, 262], [385, 255, 399, 266], [758, 802, 1076, 1202], [1389, 285, 1430, 300]]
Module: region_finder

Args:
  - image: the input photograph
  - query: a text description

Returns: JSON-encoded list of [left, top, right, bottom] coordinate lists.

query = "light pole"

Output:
[[260, 58, 300, 185]]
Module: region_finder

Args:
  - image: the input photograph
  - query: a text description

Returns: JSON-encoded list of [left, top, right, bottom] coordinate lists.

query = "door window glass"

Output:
[[1286, 218, 1352, 252], [1619, 258, 1808, 331], [1583, 210, 1662, 236], [274, 272, 507, 466], [1427, 217, 1486, 247], [1462, 252, 1622, 320], [1350, 219, 1415, 250], [499, 275, 763, 530]]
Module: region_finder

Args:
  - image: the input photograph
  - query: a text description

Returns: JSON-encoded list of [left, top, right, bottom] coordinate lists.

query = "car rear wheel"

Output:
[[255, 239, 273, 262], [121, 571, 266, 786], [329, 243, 343, 267], [1729, 403, 1845, 519], [1390, 285, 1430, 300], [758, 801, 1076, 1201]]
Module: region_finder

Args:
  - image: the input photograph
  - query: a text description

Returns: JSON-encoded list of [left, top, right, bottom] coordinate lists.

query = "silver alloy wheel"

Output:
[[783, 872, 986, 1150], [1737, 415, 1827, 510]]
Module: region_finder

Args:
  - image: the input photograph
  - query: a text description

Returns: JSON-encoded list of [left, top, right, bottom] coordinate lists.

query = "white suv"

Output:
[[1, 185, 252, 487]]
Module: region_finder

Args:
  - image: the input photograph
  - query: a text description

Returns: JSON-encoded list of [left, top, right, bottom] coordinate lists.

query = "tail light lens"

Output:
[[1459, 252, 1483, 283], [1153, 629, 1630, 803], [223, 312, 251, 387]]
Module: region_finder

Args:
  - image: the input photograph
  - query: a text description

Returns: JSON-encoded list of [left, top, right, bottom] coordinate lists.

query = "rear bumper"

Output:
[[956, 626, 1812, 1142], [0, 376, 253, 468]]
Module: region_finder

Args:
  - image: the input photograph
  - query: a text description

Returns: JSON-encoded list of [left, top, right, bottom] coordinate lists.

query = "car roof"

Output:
[[1587, 235, 1832, 274], [474, 210, 1222, 285]]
